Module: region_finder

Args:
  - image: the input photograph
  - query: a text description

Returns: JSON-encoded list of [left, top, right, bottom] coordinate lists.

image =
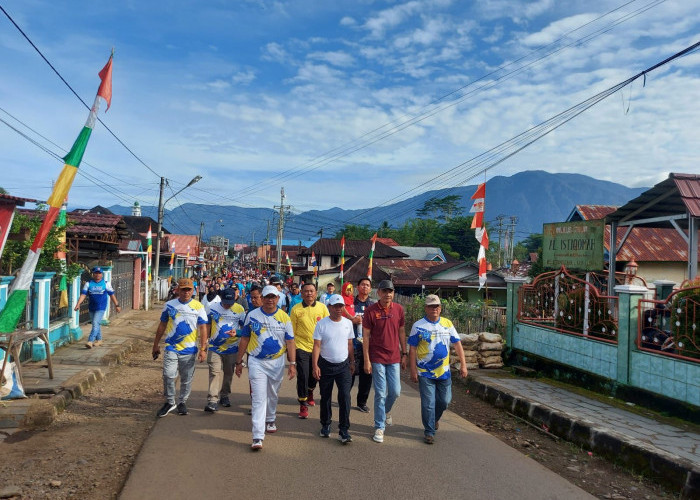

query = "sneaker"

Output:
[[424, 435, 434, 445], [298, 404, 309, 419], [177, 402, 188, 415], [157, 402, 177, 418], [85, 341, 93, 349], [219, 396, 231, 407], [94, 340, 103, 347], [357, 404, 370, 413], [385, 414, 393, 426], [265, 422, 277, 433], [339, 432, 352, 444], [307, 390, 315, 407], [319, 425, 330, 438], [204, 402, 218, 413], [251, 439, 263, 450], [373, 428, 384, 443]]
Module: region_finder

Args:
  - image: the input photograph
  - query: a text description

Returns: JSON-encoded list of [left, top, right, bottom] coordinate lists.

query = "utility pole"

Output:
[[198, 221, 204, 256], [153, 177, 166, 298], [274, 188, 292, 274], [495, 215, 505, 268], [318, 228, 323, 239], [508, 216, 518, 265]]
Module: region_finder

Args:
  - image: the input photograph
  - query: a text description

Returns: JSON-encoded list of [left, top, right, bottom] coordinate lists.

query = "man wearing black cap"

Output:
[[153, 278, 209, 418], [204, 288, 246, 412], [74, 266, 121, 349], [362, 279, 407, 444]]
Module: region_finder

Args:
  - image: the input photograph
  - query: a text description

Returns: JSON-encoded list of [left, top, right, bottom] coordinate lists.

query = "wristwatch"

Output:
[[289, 361, 297, 366]]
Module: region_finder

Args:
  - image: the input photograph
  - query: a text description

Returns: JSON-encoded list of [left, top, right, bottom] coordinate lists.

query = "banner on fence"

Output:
[[542, 220, 605, 271]]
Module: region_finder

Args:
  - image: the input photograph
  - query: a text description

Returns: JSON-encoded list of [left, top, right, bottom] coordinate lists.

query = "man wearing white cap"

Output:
[[312, 294, 355, 443], [235, 284, 296, 450], [408, 294, 468, 444]]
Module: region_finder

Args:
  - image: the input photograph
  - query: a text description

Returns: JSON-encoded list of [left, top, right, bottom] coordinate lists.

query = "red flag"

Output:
[[470, 183, 485, 229], [97, 53, 113, 110]]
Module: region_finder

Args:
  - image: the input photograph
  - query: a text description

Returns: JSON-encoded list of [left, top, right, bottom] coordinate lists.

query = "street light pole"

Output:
[[152, 175, 202, 301]]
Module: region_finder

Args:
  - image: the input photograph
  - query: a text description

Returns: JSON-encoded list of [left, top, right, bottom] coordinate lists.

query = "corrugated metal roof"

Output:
[[574, 203, 698, 262], [302, 238, 407, 258], [606, 173, 700, 227], [572, 205, 617, 221], [0, 193, 37, 205], [376, 237, 399, 246], [391, 246, 446, 262]]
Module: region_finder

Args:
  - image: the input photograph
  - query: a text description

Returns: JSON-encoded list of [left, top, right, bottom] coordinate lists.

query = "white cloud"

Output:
[[307, 50, 355, 67], [362, 1, 422, 38]]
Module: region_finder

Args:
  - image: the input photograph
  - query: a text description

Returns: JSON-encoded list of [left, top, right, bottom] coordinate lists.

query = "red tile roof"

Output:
[[376, 237, 399, 246], [303, 238, 407, 258]]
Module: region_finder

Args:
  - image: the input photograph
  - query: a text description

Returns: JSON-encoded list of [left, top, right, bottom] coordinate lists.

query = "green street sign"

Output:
[[542, 220, 605, 271]]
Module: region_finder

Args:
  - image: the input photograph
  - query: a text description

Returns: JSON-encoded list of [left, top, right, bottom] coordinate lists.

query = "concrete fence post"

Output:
[[100, 265, 113, 324], [505, 277, 528, 349], [613, 284, 648, 385], [69, 275, 83, 341]]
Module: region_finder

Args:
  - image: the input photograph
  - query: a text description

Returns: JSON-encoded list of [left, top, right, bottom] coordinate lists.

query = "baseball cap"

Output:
[[327, 294, 345, 306], [220, 288, 237, 305], [261, 285, 279, 297], [269, 276, 282, 285], [377, 279, 394, 291], [326, 282, 335, 288], [425, 294, 441, 306], [177, 278, 194, 289], [92, 266, 103, 273]]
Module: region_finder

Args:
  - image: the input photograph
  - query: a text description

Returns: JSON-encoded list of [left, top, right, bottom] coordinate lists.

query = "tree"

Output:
[[0, 207, 64, 275], [416, 195, 463, 221], [333, 224, 375, 240], [438, 216, 481, 260]]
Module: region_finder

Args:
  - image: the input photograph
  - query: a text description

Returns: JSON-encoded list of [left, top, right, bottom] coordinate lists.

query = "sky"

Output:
[[1, 0, 699, 242]]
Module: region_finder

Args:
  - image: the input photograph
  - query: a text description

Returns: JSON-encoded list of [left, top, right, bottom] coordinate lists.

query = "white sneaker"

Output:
[[373, 428, 384, 443], [386, 414, 393, 426]]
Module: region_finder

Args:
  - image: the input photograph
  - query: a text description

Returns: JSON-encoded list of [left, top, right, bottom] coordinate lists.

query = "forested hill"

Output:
[[108, 170, 647, 243]]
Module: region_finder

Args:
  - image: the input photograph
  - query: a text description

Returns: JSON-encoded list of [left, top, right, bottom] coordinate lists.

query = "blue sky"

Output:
[[1, 1, 699, 233]]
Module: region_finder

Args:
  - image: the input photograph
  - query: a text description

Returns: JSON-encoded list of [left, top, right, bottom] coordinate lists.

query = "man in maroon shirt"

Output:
[[362, 280, 407, 443]]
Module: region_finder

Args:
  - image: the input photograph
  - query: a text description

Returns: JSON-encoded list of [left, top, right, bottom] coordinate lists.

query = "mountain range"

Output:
[[107, 170, 647, 245]]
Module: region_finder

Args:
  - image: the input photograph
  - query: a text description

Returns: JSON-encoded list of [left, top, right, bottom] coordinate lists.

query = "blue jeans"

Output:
[[88, 309, 106, 342], [371, 362, 401, 429], [418, 376, 452, 437], [162, 350, 197, 405]]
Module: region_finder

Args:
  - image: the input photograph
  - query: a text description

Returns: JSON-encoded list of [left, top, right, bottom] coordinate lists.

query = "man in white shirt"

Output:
[[312, 294, 355, 444]]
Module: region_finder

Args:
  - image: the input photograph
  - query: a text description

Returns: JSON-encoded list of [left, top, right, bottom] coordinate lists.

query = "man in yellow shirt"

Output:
[[290, 282, 329, 418]]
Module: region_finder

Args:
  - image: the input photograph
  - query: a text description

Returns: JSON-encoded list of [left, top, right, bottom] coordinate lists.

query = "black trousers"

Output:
[[351, 344, 372, 406], [296, 349, 317, 403], [318, 356, 351, 433]]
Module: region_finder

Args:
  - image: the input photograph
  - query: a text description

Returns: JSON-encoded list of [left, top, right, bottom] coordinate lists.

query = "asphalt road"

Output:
[[120, 362, 593, 500]]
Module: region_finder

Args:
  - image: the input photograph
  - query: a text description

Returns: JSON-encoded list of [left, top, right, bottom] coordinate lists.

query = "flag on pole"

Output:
[[471, 183, 489, 290], [146, 224, 152, 282], [367, 232, 377, 280], [169, 243, 176, 274], [339, 236, 345, 286], [285, 252, 293, 277], [0, 52, 113, 334], [311, 251, 317, 278], [54, 199, 69, 308], [470, 182, 485, 229]]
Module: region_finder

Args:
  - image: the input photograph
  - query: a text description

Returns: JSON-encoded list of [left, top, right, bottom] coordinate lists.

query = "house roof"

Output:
[[374, 258, 446, 282], [391, 246, 446, 262], [570, 203, 699, 262], [0, 193, 37, 206], [606, 173, 700, 228], [122, 215, 168, 236], [376, 237, 399, 246], [301, 238, 407, 258]]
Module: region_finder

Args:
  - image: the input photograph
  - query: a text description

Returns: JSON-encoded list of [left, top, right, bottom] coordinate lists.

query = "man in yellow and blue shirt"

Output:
[[153, 278, 209, 418], [205, 288, 246, 412], [408, 294, 467, 444], [236, 285, 296, 450]]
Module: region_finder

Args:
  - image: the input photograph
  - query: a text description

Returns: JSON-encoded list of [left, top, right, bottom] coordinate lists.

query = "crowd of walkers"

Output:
[[152, 264, 468, 450]]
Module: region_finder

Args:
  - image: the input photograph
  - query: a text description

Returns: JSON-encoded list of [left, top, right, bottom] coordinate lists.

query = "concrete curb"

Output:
[[461, 376, 699, 499]]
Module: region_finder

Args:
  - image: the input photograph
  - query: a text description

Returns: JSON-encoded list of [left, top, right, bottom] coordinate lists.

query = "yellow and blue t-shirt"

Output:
[[208, 301, 246, 355], [290, 301, 329, 352], [242, 307, 294, 360], [408, 316, 460, 380], [160, 298, 209, 355]]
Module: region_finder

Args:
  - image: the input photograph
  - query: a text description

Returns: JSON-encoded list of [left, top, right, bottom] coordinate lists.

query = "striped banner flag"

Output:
[[285, 252, 293, 277], [339, 236, 345, 286], [146, 224, 152, 281], [54, 199, 69, 308], [169, 242, 176, 274], [367, 232, 377, 280], [311, 251, 317, 278], [0, 52, 113, 334], [470, 182, 485, 229]]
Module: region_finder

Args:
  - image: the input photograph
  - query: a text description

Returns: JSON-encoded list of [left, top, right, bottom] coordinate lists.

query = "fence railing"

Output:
[[518, 266, 619, 344], [396, 293, 506, 336], [638, 284, 699, 363]]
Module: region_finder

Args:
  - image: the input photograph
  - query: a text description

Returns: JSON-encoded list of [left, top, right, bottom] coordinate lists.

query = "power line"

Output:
[[0, 4, 162, 179]]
